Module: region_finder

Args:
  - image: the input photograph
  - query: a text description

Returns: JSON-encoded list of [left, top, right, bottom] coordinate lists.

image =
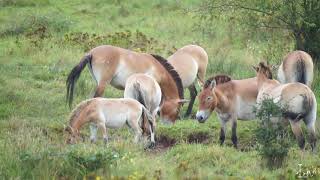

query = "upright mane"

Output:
[[68, 98, 93, 128], [151, 54, 184, 99], [204, 74, 232, 88], [258, 62, 273, 79]]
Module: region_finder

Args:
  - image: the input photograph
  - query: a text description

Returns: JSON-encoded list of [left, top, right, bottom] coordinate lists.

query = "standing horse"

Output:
[[254, 62, 317, 151], [66, 45, 187, 123], [278, 50, 313, 87], [168, 45, 208, 116], [65, 98, 154, 145], [124, 73, 162, 144], [196, 75, 261, 148]]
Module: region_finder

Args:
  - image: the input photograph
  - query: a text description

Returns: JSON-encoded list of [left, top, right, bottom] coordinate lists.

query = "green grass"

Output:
[[0, 0, 320, 179]]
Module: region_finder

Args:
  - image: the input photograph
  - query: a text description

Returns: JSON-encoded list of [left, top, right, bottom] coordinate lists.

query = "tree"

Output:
[[196, 0, 320, 64]]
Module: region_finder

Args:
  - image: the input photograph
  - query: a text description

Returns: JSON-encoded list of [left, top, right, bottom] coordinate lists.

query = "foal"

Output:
[[278, 50, 313, 87], [196, 75, 260, 148], [168, 45, 208, 116], [254, 62, 317, 151], [65, 98, 154, 145], [124, 73, 162, 143]]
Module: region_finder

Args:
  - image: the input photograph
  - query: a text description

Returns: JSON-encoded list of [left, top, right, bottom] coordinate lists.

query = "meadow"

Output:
[[0, 0, 320, 179]]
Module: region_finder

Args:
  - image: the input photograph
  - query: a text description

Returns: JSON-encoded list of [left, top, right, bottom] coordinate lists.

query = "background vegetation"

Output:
[[0, 0, 319, 179]]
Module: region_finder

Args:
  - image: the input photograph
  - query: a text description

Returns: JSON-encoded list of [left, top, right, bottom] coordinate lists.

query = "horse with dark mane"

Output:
[[66, 45, 188, 123], [196, 74, 261, 148]]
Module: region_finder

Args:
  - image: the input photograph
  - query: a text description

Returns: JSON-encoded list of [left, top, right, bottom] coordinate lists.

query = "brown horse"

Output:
[[168, 45, 208, 116], [278, 50, 313, 87], [66, 45, 188, 123], [254, 62, 317, 151], [196, 75, 260, 148]]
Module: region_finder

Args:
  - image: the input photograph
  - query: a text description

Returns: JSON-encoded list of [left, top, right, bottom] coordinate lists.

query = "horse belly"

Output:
[[236, 97, 256, 120], [104, 113, 128, 128]]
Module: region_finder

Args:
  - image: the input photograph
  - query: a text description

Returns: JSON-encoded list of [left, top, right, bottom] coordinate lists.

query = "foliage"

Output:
[[195, 0, 320, 63], [254, 98, 293, 169], [63, 30, 176, 54]]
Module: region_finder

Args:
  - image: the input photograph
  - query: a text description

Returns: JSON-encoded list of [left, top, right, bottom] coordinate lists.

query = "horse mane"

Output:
[[258, 62, 273, 79], [204, 74, 232, 88], [68, 98, 93, 128], [150, 54, 184, 99]]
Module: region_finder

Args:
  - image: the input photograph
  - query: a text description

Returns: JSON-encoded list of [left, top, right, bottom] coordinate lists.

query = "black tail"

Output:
[[296, 58, 306, 84], [66, 54, 92, 107], [133, 83, 149, 135]]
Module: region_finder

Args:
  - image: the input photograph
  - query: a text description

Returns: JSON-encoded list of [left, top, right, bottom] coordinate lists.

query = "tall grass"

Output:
[[0, 0, 319, 179]]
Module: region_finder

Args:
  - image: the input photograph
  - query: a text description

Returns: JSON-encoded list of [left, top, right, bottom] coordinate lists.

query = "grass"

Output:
[[0, 0, 320, 179]]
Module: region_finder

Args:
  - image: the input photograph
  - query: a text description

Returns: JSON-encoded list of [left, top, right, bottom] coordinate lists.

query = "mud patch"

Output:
[[187, 132, 210, 144], [155, 135, 176, 150]]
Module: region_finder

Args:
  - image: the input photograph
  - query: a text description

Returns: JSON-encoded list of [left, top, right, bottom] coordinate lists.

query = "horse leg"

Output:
[[97, 122, 108, 143], [290, 120, 305, 150], [185, 84, 197, 117], [304, 118, 317, 152], [219, 119, 227, 145], [231, 120, 238, 149], [128, 117, 143, 144], [148, 119, 156, 148], [89, 123, 98, 143], [94, 79, 109, 97]]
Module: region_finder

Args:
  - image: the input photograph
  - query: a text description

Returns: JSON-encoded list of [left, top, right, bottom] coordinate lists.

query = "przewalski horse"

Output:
[[196, 75, 263, 148], [65, 98, 154, 145], [254, 62, 317, 151], [168, 45, 208, 117], [66, 45, 188, 123], [278, 50, 313, 87], [124, 73, 161, 143]]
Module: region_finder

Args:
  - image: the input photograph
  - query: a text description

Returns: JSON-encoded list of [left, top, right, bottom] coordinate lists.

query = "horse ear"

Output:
[[209, 79, 216, 89], [252, 65, 259, 72], [177, 99, 190, 104]]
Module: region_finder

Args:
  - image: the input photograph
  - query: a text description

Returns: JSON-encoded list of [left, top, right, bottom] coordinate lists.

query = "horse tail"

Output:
[[133, 83, 150, 134], [141, 105, 154, 136], [66, 54, 93, 107], [296, 56, 306, 85]]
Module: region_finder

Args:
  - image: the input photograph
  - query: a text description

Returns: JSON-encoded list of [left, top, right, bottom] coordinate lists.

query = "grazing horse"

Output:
[[65, 98, 154, 145], [168, 45, 208, 116], [196, 75, 261, 148], [254, 62, 317, 151], [66, 45, 187, 123], [124, 73, 162, 144], [278, 50, 313, 87]]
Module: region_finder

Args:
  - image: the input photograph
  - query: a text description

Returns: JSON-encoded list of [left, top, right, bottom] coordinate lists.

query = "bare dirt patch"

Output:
[[187, 132, 210, 144]]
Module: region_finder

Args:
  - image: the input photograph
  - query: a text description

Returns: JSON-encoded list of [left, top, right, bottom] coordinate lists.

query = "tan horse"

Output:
[[196, 75, 261, 148], [278, 50, 313, 87], [124, 73, 161, 144], [66, 45, 188, 123], [254, 62, 317, 151], [168, 45, 208, 116], [65, 98, 153, 145]]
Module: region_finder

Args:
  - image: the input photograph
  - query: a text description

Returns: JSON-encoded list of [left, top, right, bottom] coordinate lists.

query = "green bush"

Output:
[[254, 98, 293, 169]]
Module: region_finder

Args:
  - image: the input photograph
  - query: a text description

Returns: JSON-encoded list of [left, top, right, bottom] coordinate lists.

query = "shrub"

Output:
[[254, 98, 293, 169], [63, 30, 176, 54]]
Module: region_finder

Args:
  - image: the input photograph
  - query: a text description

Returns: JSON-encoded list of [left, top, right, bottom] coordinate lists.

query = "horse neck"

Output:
[[257, 73, 270, 90], [159, 72, 180, 100], [214, 87, 228, 110]]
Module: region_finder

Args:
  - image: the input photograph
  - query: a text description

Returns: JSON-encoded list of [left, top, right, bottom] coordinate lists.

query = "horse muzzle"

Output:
[[196, 110, 209, 123]]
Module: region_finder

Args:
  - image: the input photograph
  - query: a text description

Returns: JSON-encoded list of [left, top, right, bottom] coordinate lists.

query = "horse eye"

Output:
[[207, 96, 212, 101]]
